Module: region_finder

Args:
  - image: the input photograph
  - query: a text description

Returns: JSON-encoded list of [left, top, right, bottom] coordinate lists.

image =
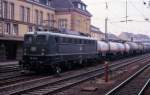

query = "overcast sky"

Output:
[[82, 0, 150, 36]]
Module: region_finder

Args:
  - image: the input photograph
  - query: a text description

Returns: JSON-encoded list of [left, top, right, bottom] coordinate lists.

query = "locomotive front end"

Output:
[[20, 32, 51, 72]]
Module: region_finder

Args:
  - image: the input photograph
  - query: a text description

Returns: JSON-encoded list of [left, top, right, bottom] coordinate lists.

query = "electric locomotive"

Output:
[[20, 31, 98, 72]]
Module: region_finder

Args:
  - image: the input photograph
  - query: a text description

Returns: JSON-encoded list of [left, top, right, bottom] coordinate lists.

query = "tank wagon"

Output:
[[142, 43, 150, 52], [20, 31, 150, 73]]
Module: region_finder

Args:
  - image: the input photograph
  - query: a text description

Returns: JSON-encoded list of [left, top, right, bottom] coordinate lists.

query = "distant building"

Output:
[[107, 33, 121, 41], [118, 32, 150, 42], [0, 0, 92, 60], [90, 25, 105, 40], [133, 34, 150, 42], [118, 32, 134, 41]]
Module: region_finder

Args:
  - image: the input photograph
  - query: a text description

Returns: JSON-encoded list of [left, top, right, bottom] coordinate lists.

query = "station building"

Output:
[[0, 0, 92, 61], [90, 25, 105, 40]]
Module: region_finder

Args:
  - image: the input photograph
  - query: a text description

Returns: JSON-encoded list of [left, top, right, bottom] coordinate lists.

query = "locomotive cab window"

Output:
[[36, 35, 47, 44], [24, 35, 33, 44]]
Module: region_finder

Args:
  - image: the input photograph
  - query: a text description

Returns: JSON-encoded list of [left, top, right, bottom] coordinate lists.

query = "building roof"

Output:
[[108, 33, 120, 40], [90, 25, 104, 34], [71, 0, 85, 4], [51, 0, 73, 9], [51, 0, 92, 17], [26, 0, 91, 17]]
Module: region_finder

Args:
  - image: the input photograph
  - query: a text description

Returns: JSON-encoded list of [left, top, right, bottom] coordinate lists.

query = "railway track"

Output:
[[0, 54, 148, 87], [0, 63, 19, 73], [0, 54, 149, 95], [105, 64, 150, 95], [0, 63, 21, 81], [138, 78, 150, 95]]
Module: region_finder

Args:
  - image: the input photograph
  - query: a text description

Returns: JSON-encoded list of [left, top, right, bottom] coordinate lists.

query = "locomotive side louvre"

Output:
[[52, 34, 98, 63]]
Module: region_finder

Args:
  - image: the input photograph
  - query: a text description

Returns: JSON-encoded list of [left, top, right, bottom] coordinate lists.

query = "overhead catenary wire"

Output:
[[128, 0, 150, 22], [91, 0, 150, 36], [108, 0, 150, 24]]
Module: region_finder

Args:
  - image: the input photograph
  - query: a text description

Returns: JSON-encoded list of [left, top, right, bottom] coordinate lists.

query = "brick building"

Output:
[[0, 0, 92, 60]]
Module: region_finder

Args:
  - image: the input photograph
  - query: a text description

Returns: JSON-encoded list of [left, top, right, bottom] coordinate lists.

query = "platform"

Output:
[[0, 61, 18, 66]]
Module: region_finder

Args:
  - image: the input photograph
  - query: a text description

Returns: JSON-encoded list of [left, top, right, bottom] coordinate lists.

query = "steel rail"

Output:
[[0, 54, 149, 95], [138, 78, 150, 95], [105, 64, 150, 95], [0, 54, 148, 82], [0, 54, 148, 87], [19, 56, 150, 95]]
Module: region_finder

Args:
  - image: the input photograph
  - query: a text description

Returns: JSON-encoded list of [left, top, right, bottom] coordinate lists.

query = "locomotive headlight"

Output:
[[24, 49, 27, 55], [41, 52, 45, 56], [41, 49, 45, 56], [24, 52, 27, 55]]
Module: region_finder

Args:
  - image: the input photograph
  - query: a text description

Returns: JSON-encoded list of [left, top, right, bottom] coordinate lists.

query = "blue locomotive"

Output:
[[20, 31, 98, 72]]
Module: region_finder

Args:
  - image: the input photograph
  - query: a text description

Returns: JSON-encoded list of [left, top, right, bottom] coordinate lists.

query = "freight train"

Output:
[[19, 31, 150, 73]]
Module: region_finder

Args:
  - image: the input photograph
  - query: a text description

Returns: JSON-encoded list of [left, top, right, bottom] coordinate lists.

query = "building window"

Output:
[[73, 2, 78, 8], [3, 1, 8, 19], [10, 3, 14, 19], [82, 5, 86, 10], [47, 13, 54, 27], [20, 6, 25, 21], [12, 24, 18, 35], [0, 0, 2, 18], [28, 26, 33, 32], [51, 14, 54, 27], [75, 19, 81, 27], [27, 8, 30, 22], [47, 0, 51, 6], [58, 19, 67, 29], [4, 23, 11, 35], [78, 3, 81, 9], [0, 22, 3, 35], [35, 9, 39, 24], [33, 0, 39, 2], [47, 13, 51, 26], [40, 11, 43, 25], [20, 6, 30, 22], [6, 23, 10, 34]]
